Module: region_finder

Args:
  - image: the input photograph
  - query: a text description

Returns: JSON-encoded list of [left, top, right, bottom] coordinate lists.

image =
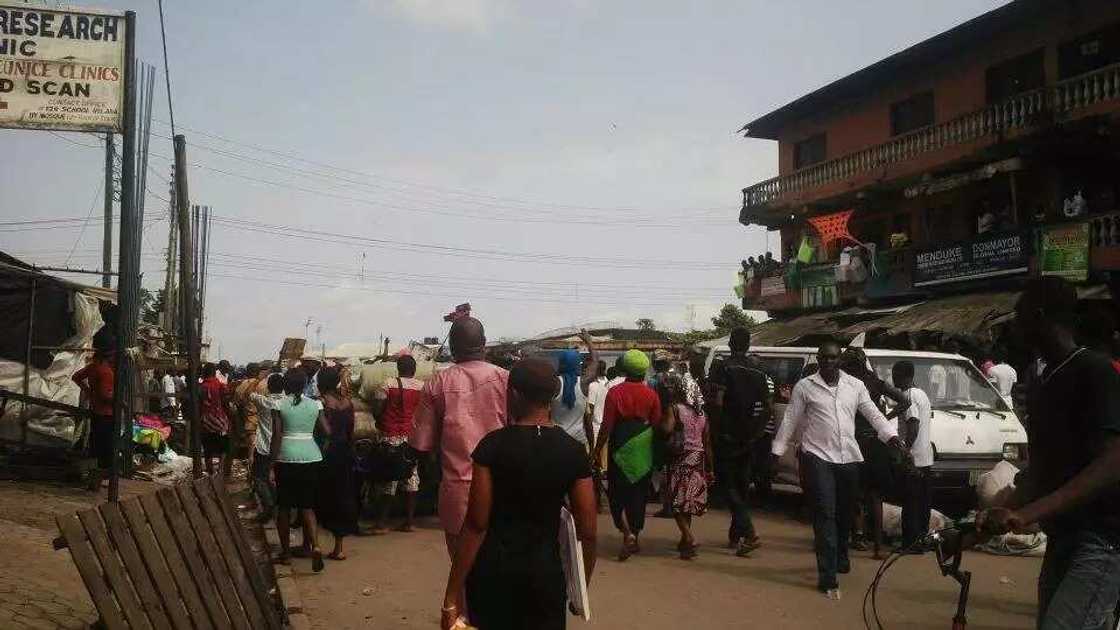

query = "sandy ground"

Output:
[[0, 478, 157, 629], [292, 504, 1042, 630]]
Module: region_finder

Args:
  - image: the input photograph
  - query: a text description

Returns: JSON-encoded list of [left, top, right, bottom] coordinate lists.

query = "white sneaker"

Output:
[[823, 588, 842, 601]]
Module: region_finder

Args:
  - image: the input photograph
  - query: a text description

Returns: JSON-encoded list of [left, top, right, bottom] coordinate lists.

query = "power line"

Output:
[[19, 247, 733, 297], [156, 0, 177, 137], [64, 178, 106, 267], [143, 150, 727, 229], [45, 128, 735, 229], [195, 269, 719, 309], [148, 118, 731, 217], [211, 215, 731, 270]]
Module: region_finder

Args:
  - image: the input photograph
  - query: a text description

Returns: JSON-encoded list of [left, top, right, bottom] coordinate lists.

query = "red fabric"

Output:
[[807, 209, 857, 249], [73, 360, 115, 416], [1111, 359, 1120, 374], [200, 377, 229, 434], [601, 380, 662, 437], [379, 383, 423, 438]]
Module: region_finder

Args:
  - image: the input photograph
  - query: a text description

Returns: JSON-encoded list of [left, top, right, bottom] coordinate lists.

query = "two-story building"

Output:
[[738, 0, 1120, 350]]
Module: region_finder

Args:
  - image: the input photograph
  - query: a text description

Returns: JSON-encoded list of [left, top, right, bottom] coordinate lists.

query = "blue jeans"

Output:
[[1037, 529, 1120, 630], [800, 452, 859, 590]]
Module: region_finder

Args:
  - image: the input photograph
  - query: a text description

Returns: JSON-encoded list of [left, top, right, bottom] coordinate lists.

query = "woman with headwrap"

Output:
[[592, 349, 661, 561], [550, 331, 599, 450], [661, 373, 714, 560]]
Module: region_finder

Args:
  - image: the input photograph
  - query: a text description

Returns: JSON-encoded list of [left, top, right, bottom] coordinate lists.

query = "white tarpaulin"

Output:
[[0, 291, 104, 446], [0, 4, 127, 131]]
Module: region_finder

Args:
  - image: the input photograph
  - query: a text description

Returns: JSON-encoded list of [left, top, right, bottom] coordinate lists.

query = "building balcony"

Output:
[[740, 62, 1120, 225], [742, 212, 1120, 314]]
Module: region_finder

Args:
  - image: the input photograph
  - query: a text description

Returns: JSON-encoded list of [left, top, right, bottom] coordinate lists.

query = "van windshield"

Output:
[[869, 357, 1009, 412]]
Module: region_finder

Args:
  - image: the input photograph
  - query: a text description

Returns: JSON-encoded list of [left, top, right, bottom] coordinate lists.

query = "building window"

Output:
[[986, 49, 1045, 104], [1059, 23, 1120, 80], [793, 133, 827, 170], [890, 92, 934, 136]]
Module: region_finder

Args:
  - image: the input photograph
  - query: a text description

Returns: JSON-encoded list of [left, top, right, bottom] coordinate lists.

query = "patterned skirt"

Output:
[[669, 449, 708, 516]]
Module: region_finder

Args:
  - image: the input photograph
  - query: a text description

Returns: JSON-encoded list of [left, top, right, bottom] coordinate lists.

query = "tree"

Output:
[[635, 318, 656, 332], [140, 288, 166, 326], [711, 303, 756, 333]]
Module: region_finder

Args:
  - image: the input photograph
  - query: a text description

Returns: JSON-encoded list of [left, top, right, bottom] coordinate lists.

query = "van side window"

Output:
[[757, 356, 806, 403]]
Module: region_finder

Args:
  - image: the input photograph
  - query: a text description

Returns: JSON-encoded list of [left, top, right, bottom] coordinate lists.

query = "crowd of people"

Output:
[[69, 274, 1120, 629]]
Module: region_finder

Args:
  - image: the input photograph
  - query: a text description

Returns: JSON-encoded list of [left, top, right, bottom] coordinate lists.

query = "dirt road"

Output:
[[291, 505, 1041, 629]]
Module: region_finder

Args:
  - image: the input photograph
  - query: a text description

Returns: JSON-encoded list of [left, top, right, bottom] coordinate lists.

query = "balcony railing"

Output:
[[1090, 211, 1120, 248], [742, 62, 1120, 214]]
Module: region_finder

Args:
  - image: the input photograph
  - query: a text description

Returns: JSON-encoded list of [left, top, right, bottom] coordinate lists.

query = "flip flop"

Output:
[[311, 550, 324, 573], [327, 552, 347, 561]]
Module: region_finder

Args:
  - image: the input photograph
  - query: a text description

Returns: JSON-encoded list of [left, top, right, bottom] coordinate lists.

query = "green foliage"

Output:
[[669, 304, 758, 348], [140, 288, 165, 326], [711, 303, 756, 333]]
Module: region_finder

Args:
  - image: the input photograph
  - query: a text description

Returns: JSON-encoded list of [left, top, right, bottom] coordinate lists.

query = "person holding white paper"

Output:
[[441, 358, 598, 630]]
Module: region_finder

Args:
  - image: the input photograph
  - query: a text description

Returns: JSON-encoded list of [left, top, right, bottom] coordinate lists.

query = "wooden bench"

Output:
[[56, 476, 282, 630]]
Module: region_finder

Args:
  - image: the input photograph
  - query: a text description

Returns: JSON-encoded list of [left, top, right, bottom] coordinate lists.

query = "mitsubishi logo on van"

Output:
[[965, 435, 975, 446]]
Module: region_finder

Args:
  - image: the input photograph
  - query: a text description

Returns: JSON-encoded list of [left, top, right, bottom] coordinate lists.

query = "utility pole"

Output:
[[102, 133, 114, 288], [173, 135, 202, 480], [108, 12, 137, 503], [161, 165, 178, 335]]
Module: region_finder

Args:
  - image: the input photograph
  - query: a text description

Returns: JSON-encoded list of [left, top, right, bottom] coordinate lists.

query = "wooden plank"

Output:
[[207, 477, 282, 630], [101, 502, 191, 630], [122, 497, 214, 630], [56, 513, 128, 630], [174, 483, 253, 630], [121, 495, 212, 627], [152, 489, 232, 630], [191, 481, 270, 630], [77, 509, 156, 630], [85, 502, 170, 627]]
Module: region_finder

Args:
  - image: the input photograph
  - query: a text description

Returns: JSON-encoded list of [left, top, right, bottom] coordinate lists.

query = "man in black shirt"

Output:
[[978, 277, 1120, 630], [709, 327, 771, 557]]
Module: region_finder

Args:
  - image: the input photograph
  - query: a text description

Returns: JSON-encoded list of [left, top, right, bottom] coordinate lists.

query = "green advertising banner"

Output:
[[1041, 222, 1090, 282]]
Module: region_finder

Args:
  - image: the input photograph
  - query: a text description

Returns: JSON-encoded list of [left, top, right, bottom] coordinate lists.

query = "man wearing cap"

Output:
[[593, 349, 660, 561], [409, 317, 509, 557]]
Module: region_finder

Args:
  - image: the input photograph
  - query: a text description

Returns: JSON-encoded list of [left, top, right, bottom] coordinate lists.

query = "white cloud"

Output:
[[374, 0, 510, 33]]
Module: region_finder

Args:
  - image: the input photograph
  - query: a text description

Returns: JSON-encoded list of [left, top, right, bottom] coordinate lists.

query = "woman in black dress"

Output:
[[315, 367, 359, 561], [441, 358, 598, 630]]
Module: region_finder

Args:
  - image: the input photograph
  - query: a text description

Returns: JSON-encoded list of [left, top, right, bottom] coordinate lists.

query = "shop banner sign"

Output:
[[0, 5, 126, 132], [913, 231, 1028, 287], [1041, 222, 1089, 282], [760, 276, 785, 297]]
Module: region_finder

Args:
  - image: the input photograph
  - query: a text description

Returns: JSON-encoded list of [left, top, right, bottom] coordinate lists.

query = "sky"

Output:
[[2, 0, 1008, 362]]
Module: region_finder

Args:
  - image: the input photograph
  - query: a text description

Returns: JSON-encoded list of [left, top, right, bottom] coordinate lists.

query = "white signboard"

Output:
[[0, 5, 126, 132]]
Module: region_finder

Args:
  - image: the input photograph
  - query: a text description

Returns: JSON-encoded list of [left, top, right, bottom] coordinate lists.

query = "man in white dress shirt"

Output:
[[772, 340, 908, 599]]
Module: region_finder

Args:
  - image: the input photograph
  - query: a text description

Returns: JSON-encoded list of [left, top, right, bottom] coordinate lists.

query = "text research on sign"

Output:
[[0, 5, 126, 132]]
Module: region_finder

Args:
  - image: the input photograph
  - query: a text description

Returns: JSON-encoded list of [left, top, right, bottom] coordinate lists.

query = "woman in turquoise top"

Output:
[[270, 369, 326, 571]]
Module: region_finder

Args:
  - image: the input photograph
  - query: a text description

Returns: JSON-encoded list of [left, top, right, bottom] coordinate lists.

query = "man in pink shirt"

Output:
[[409, 317, 508, 554]]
